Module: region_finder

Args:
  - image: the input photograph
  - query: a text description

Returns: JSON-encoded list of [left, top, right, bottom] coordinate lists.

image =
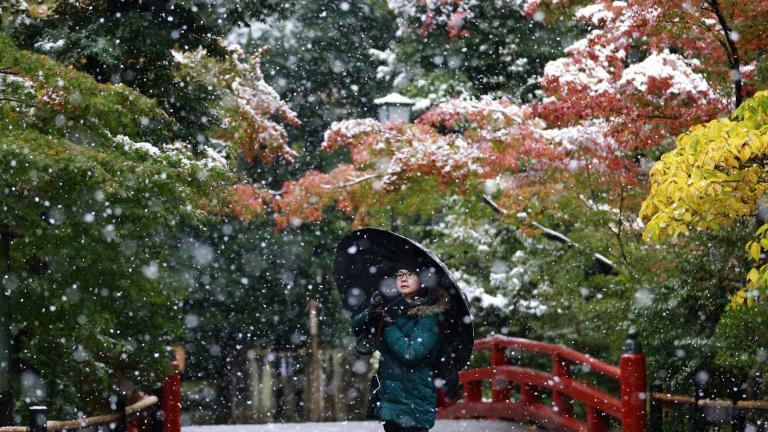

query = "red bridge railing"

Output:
[[438, 332, 647, 432]]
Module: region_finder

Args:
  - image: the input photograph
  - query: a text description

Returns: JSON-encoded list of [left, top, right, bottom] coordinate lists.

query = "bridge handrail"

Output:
[[462, 366, 622, 418], [439, 333, 647, 432], [0, 396, 158, 432], [475, 335, 622, 379]]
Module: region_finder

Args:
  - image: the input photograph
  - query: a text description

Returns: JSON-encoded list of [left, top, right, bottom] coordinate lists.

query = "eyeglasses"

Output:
[[395, 271, 416, 280]]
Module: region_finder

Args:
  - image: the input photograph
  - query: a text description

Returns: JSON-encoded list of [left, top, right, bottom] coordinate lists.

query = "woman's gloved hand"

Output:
[[368, 291, 385, 322]]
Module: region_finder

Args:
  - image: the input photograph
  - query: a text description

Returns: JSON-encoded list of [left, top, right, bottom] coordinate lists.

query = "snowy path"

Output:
[[185, 420, 533, 431]]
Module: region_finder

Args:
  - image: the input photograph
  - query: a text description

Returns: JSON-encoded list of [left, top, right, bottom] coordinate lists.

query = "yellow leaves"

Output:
[[736, 266, 768, 308], [733, 90, 768, 128], [639, 91, 768, 305], [739, 144, 752, 162], [672, 224, 689, 238], [749, 241, 762, 262], [737, 225, 768, 308], [748, 268, 760, 284], [729, 289, 755, 309], [641, 92, 768, 244]]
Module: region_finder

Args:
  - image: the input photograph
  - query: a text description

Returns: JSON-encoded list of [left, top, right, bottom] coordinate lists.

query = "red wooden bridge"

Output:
[[2, 334, 648, 432], [437, 332, 647, 432], [12, 331, 768, 431]]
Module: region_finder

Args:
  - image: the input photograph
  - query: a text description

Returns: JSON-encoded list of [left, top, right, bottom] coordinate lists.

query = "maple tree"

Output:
[[388, 0, 476, 39], [260, 0, 768, 232], [524, 0, 768, 108]]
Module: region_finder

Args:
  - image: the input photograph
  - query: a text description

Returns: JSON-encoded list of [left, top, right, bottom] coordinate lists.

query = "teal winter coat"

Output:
[[351, 290, 449, 429]]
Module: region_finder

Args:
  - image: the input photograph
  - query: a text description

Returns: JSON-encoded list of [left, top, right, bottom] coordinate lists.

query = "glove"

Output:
[[368, 291, 385, 321], [383, 295, 407, 321]]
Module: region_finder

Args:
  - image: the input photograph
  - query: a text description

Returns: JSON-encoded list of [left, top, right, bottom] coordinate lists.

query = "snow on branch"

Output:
[[171, 45, 300, 165]]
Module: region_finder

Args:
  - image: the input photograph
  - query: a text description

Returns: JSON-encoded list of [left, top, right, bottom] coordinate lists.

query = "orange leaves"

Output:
[[228, 166, 374, 230], [271, 165, 371, 230], [283, 95, 639, 227], [416, 96, 533, 131], [322, 117, 488, 190], [381, 134, 485, 191], [236, 117, 298, 165], [226, 184, 271, 223], [533, 1, 736, 189], [227, 0, 768, 230], [321, 119, 385, 165]]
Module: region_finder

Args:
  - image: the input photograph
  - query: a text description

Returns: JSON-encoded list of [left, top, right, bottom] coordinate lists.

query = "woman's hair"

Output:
[[389, 258, 444, 300], [390, 253, 433, 272]]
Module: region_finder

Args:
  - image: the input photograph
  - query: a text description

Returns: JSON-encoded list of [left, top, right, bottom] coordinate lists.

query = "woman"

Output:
[[351, 264, 449, 432]]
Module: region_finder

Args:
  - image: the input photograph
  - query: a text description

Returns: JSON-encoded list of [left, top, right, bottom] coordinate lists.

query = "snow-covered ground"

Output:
[[185, 420, 532, 431]]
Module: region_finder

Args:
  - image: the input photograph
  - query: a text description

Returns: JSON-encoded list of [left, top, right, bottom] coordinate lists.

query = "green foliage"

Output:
[[1, 35, 238, 417], [0, 36, 174, 145], [6, 0, 277, 148], [395, 182, 754, 395], [388, 2, 582, 100], [713, 301, 768, 377], [233, 0, 396, 186]]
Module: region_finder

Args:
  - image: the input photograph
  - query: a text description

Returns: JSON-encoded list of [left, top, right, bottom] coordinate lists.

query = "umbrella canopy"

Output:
[[334, 228, 474, 369]]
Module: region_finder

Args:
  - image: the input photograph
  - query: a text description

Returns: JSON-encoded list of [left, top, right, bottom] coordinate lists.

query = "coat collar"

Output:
[[405, 288, 450, 317]]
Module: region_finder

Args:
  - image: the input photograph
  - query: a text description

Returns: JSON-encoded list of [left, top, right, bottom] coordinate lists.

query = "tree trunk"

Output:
[[215, 335, 233, 424], [708, 0, 743, 108], [306, 301, 324, 421]]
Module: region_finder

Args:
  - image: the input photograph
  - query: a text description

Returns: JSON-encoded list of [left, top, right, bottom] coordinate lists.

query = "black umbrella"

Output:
[[334, 228, 474, 370]]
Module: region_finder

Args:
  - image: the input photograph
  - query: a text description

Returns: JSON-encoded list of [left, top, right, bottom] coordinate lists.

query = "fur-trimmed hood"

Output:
[[405, 288, 450, 317]]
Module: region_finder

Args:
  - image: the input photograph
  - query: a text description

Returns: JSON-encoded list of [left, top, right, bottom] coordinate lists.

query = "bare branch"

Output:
[[481, 194, 617, 273], [481, 194, 507, 215], [706, 0, 742, 108], [0, 67, 20, 76], [0, 97, 35, 107], [321, 173, 383, 190]]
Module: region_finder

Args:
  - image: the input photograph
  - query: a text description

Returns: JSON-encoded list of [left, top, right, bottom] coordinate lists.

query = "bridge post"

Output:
[[161, 371, 182, 432], [520, 384, 540, 407], [648, 379, 662, 432], [587, 406, 610, 432], [113, 396, 128, 432], [552, 353, 573, 417], [28, 406, 47, 432], [490, 343, 510, 403], [160, 352, 184, 432], [620, 330, 647, 432], [465, 381, 482, 403]]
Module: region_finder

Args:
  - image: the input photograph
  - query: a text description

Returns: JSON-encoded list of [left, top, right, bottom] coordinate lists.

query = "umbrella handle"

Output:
[[373, 316, 385, 342]]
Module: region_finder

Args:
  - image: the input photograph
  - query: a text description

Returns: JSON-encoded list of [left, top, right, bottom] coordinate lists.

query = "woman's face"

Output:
[[396, 269, 420, 297]]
